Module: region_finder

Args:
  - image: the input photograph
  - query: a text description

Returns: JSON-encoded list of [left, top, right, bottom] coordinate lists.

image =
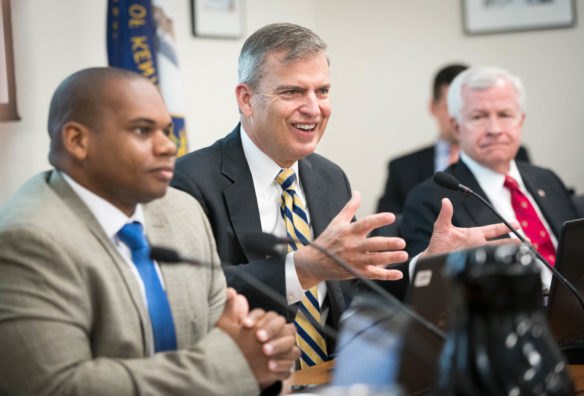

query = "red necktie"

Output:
[[503, 175, 556, 266]]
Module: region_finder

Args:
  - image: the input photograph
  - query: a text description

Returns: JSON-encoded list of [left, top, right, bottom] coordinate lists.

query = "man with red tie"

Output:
[[375, 64, 531, 215], [401, 65, 580, 291]]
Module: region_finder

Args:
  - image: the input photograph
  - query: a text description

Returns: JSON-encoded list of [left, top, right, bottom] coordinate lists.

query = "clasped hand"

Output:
[[216, 288, 300, 390]]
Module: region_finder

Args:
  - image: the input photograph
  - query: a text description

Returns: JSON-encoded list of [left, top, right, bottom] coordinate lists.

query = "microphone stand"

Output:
[[307, 242, 446, 340], [150, 247, 339, 342], [456, 183, 584, 314], [238, 232, 446, 341]]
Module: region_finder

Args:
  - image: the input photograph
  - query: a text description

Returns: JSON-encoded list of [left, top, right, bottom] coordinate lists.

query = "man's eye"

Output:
[[318, 88, 329, 95], [163, 127, 172, 137], [283, 90, 298, 95], [133, 127, 149, 135]]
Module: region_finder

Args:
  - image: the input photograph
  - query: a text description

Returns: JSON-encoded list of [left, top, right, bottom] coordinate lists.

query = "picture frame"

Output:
[[0, 0, 19, 121], [191, 0, 244, 39], [462, 0, 576, 36]]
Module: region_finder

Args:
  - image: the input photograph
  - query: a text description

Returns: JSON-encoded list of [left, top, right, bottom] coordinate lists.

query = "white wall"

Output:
[[1, 0, 583, 219], [0, 1, 109, 203], [315, 0, 584, 216], [0, 0, 316, 203]]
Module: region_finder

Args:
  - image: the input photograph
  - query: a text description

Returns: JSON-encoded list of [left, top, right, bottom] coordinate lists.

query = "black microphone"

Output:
[[433, 171, 584, 313], [433, 171, 468, 193], [239, 233, 285, 258], [242, 232, 446, 341], [150, 246, 182, 262], [149, 246, 338, 342]]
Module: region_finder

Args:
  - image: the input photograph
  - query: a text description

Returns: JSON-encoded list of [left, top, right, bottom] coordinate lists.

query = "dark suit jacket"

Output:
[[171, 125, 353, 347], [376, 143, 531, 214], [400, 160, 579, 258]]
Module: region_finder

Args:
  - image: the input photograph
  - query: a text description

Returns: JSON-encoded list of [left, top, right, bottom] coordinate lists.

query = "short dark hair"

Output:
[[47, 67, 143, 164], [432, 64, 468, 102]]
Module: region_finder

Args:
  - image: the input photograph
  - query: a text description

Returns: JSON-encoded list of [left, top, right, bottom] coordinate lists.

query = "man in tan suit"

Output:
[[0, 67, 298, 395]]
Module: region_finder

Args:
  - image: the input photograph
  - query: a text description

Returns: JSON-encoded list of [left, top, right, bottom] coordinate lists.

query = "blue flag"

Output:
[[107, 0, 188, 156]]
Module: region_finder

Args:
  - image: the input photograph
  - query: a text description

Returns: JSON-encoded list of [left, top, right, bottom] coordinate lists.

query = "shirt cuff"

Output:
[[285, 251, 306, 304], [408, 253, 421, 283]]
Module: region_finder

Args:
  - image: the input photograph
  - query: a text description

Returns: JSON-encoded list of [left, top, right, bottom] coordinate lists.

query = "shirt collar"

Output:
[[240, 124, 300, 192], [435, 137, 451, 155], [60, 171, 146, 239], [460, 151, 524, 192]]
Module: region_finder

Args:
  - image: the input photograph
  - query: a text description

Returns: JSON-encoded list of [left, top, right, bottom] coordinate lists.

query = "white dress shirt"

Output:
[[240, 126, 328, 313], [460, 152, 555, 290]]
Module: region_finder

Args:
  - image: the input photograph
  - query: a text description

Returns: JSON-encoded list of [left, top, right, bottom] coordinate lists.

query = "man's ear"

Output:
[[235, 83, 254, 117], [429, 98, 438, 117], [450, 117, 461, 140], [62, 121, 90, 161], [519, 112, 526, 127]]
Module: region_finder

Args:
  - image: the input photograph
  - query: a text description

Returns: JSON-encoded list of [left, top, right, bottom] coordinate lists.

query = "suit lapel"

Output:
[[221, 127, 264, 260], [48, 170, 152, 353], [451, 161, 502, 228], [518, 163, 563, 237], [299, 157, 349, 322], [299, 157, 332, 236], [143, 200, 192, 349], [422, 145, 436, 177]]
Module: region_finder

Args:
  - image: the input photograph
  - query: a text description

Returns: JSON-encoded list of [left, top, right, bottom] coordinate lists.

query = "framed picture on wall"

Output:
[[191, 0, 244, 39], [0, 0, 19, 121], [462, 0, 576, 35]]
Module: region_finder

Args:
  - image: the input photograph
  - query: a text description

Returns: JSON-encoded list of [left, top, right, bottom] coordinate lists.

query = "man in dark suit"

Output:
[[0, 67, 299, 395], [401, 65, 579, 291], [172, 24, 406, 364], [172, 24, 513, 366], [376, 64, 530, 215]]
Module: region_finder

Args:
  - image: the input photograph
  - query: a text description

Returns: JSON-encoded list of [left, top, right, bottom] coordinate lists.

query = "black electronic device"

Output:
[[547, 218, 584, 347]]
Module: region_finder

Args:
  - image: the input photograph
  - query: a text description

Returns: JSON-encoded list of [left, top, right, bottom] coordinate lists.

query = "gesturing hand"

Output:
[[421, 198, 519, 258], [294, 191, 406, 289]]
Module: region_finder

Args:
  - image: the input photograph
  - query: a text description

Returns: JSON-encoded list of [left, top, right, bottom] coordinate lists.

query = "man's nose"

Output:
[[154, 130, 178, 156], [485, 114, 503, 134], [299, 92, 320, 117]]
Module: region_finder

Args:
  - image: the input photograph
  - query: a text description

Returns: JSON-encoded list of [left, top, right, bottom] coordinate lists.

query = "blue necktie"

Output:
[[117, 222, 177, 352]]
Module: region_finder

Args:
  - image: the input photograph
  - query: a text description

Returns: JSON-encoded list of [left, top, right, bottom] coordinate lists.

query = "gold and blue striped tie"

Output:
[[276, 168, 328, 368]]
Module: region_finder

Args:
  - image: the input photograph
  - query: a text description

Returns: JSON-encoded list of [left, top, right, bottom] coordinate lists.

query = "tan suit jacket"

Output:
[[0, 171, 259, 395]]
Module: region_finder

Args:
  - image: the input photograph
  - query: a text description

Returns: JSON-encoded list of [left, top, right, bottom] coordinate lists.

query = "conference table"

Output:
[[288, 361, 584, 393]]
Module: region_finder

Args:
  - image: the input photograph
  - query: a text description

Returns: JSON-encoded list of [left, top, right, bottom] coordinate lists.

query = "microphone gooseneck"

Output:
[[243, 232, 446, 341], [239, 233, 285, 258], [433, 171, 584, 313], [150, 246, 181, 263], [149, 246, 339, 342]]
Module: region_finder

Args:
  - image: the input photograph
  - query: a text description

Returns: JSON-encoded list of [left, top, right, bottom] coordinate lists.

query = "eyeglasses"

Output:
[[465, 112, 522, 129]]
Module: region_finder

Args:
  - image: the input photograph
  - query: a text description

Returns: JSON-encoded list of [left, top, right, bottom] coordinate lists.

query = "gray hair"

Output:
[[447, 65, 527, 123], [238, 23, 328, 90]]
